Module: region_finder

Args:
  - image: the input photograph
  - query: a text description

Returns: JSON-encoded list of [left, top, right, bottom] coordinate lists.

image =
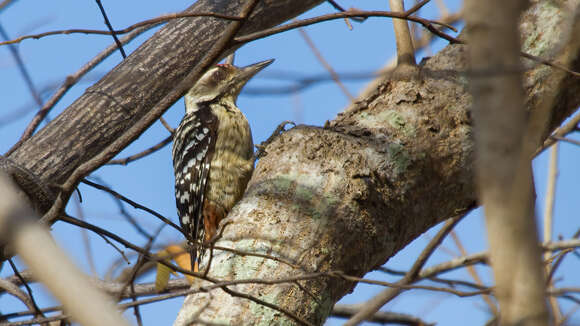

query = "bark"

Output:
[[174, 0, 580, 325]]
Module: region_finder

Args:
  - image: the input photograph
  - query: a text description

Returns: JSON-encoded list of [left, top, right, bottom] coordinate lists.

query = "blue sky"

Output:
[[1, 1, 579, 325]]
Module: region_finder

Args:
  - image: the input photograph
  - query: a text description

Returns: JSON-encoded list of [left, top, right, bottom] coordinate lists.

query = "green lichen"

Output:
[[357, 109, 415, 137], [295, 183, 315, 202], [320, 193, 339, 212], [384, 110, 415, 137], [272, 176, 293, 193], [388, 143, 411, 175], [248, 291, 294, 326], [521, 1, 562, 56], [269, 173, 339, 222], [385, 110, 406, 129]]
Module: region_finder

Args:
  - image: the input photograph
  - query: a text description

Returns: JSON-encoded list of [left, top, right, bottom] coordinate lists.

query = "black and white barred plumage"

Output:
[[172, 105, 217, 261], [171, 59, 273, 270]]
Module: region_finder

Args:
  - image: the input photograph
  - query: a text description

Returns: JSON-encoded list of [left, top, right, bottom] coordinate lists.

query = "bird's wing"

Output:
[[172, 103, 217, 265]]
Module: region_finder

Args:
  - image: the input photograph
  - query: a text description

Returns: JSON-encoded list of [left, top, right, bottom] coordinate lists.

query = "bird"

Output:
[[172, 59, 274, 272]]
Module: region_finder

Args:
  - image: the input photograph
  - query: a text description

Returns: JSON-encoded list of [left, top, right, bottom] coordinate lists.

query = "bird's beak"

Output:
[[238, 59, 274, 84]]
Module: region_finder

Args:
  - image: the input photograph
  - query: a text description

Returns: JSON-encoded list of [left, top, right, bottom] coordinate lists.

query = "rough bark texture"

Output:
[[6, 0, 324, 188], [174, 1, 580, 325]]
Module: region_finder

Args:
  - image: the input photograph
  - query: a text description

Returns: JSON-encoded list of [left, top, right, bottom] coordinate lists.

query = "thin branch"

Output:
[[325, 0, 366, 22], [0, 279, 37, 316], [522, 52, 580, 77], [405, 0, 432, 17], [80, 178, 181, 232], [10, 265, 580, 325], [210, 245, 300, 270], [0, 314, 69, 326], [95, 0, 127, 58], [377, 266, 487, 291], [0, 0, 17, 12], [4, 238, 574, 303], [545, 249, 574, 284], [450, 231, 498, 314], [331, 304, 435, 325], [57, 214, 198, 280], [107, 135, 173, 165], [87, 176, 153, 239], [7, 259, 43, 318], [235, 10, 459, 45], [551, 135, 580, 147], [297, 27, 354, 101], [418, 252, 488, 278], [0, 12, 245, 46], [0, 23, 43, 107], [159, 117, 175, 133], [116, 225, 164, 326], [538, 111, 580, 153], [544, 143, 561, 322], [221, 286, 314, 326], [109, 240, 300, 285], [334, 271, 490, 297], [73, 192, 97, 275]]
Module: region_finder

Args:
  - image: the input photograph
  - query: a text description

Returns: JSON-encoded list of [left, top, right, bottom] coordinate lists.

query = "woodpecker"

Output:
[[172, 59, 274, 271]]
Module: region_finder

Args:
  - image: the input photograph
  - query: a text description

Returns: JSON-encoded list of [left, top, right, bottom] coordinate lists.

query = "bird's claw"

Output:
[[254, 120, 296, 160]]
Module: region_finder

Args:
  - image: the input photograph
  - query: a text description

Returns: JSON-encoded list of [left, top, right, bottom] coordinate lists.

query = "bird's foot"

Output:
[[254, 120, 296, 161]]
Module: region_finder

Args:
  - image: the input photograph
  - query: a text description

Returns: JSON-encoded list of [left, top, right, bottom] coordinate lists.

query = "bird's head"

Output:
[[185, 59, 274, 111]]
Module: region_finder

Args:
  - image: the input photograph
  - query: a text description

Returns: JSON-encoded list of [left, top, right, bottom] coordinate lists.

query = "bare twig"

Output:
[[297, 28, 354, 101], [7, 259, 43, 318], [221, 286, 314, 326], [80, 178, 180, 232], [0, 0, 17, 12], [0, 23, 43, 107], [378, 266, 487, 291], [73, 192, 97, 276], [334, 271, 490, 297], [325, 0, 366, 23], [235, 10, 459, 45], [522, 52, 580, 77], [0, 278, 38, 316], [449, 231, 498, 315], [95, 0, 126, 58], [159, 117, 175, 133], [0, 12, 245, 46], [405, 0, 432, 16], [538, 111, 580, 153], [0, 314, 70, 326], [332, 304, 435, 325], [116, 225, 164, 326], [544, 143, 561, 322], [551, 135, 580, 147], [107, 135, 173, 165]]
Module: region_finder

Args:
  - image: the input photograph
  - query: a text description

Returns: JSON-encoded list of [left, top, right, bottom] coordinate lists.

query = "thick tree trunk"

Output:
[[174, 1, 580, 325]]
